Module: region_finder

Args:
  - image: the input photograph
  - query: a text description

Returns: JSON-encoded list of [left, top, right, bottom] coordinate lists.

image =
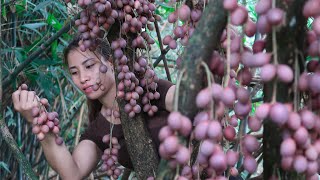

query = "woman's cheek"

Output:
[[71, 77, 81, 90]]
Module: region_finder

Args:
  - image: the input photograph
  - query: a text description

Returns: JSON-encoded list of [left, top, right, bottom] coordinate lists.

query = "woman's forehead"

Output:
[[68, 48, 100, 63]]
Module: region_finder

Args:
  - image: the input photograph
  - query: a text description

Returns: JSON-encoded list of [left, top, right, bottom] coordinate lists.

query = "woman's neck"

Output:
[[98, 83, 121, 124], [98, 83, 117, 109]]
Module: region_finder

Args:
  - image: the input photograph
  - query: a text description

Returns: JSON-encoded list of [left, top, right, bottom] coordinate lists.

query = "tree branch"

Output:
[[156, 0, 227, 178]]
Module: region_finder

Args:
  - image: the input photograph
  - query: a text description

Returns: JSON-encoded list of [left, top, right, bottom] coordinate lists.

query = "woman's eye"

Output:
[[86, 64, 94, 69], [71, 71, 78, 75]]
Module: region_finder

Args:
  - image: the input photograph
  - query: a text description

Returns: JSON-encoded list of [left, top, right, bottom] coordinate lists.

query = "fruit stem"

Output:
[[271, 0, 278, 104], [200, 61, 215, 117], [224, 14, 231, 88], [174, 165, 180, 180], [294, 50, 299, 112], [173, 68, 186, 112]]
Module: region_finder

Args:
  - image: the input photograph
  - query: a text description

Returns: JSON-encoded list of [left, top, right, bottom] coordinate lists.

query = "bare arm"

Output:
[[40, 134, 101, 180], [12, 85, 101, 179], [165, 85, 175, 112]]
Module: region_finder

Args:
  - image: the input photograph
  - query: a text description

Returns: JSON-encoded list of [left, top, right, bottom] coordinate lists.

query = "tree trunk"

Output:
[[156, 0, 227, 178], [263, 0, 307, 179]]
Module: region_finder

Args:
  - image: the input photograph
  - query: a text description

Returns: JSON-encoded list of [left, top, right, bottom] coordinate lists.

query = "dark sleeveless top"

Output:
[[79, 79, 173, 169]]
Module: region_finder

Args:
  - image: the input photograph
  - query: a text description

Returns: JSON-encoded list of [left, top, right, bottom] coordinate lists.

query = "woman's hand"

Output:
[[12, 84, 48, 123]]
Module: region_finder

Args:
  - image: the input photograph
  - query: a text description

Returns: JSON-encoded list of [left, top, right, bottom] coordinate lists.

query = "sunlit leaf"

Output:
[[47, 13, 62, 31], [21, 22, 47, 29], [21, 23, 47, 37]]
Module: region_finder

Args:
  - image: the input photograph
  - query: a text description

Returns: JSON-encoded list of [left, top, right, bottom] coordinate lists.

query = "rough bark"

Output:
[[156, 0, 227, 179], [107, 24, 159, 179], [178, 0, 227, 118], [263, 0, 307, 179]]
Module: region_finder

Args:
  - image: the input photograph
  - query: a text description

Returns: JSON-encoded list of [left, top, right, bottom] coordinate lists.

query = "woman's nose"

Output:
[[80, 72, 90, 84]]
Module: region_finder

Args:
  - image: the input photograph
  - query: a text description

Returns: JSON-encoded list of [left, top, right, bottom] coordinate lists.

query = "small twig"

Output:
[[271, 0, 278, 104], [153, 46, 170, 67], [154, 18, 172, 81], [294, 50, 299, 111]]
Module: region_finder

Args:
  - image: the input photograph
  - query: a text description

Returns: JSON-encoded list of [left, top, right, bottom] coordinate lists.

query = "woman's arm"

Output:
[[165, 85, 175, 112], [12, 86, 101, 179], [40, 133, 101, 180]]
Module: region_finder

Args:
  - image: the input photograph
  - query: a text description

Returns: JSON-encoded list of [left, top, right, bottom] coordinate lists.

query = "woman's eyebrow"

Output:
[[69, 58, 95, 70]]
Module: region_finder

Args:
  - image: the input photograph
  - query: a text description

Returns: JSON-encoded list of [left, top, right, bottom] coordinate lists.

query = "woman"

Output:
[[12, 37, 175, 179]]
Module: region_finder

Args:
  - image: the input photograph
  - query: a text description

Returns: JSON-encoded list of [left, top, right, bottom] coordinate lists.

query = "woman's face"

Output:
[[67, 47, 115, 100]]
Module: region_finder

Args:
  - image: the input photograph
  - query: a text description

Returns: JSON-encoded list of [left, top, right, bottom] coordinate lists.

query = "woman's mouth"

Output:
[[83, 86, 93, 93]]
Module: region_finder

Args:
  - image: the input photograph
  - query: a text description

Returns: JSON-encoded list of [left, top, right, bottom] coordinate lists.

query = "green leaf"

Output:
[[51, 40, 58, 60], [15, 4, 25, 14], [21, 22, 47, 29], [2, 0, 7, 21], [7, 118, 16, 127], [33, 0, 53, 12], [5, 107, 13, 119], [0, 161, 11, 173], [21, 23, 47, 37], [156, 2, 175, 11], [47, 13, 62, 31]]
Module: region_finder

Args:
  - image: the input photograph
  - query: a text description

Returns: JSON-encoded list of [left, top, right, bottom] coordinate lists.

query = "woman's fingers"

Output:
[[27, 91, 36, 102], [12, 89, 21, 110], [20, 90, 28, 105], [21, 84, 28, 90]]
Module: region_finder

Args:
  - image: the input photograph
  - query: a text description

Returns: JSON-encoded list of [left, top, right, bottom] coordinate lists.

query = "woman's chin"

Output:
[[85, 93, 100, 100]]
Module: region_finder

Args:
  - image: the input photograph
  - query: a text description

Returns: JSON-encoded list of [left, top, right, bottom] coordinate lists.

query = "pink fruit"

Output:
[[196, 88, 213, 108], [222, 87, 236, 107], [248, 116, 262, 132], [243, 155, 257, 174], [163, 136, 180, 155], [158, 126, 173, 141], [194, 120, 209, 140], [266, 8, 284, 25], [209, 152, 227, 172], [223, 0, 238, 11], [223, 126, 236, 141], [280, 138, 296, 157], [243, 135, 260, 153], [176, 146, 190, 164], [287, 112, 301, 130], [293, 155, 308, 173], [231, 6, 248, 26], [269, 103, 289, 126], [245, 19, 257, 37], [260, 64, 276, 82], [255, 0, 271, 15], [207, 121, 222, 140], [178, 5, 191, 21], [226, 150, 239, 166], [277, 64, 294, 83], [200, 139, 215, 156]]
